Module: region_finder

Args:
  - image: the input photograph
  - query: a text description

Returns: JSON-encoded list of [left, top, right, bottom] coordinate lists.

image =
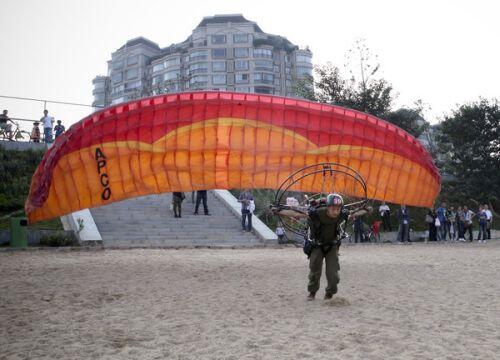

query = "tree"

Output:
[[436, 98, 500, 208], [385, 103, 430, 138]]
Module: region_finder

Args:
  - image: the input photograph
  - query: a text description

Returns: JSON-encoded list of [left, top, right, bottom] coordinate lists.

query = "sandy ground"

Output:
[[1, 243, 499, 360]]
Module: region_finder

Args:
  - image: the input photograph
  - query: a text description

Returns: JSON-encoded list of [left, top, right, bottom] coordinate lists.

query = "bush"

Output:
[[39, 233, 74, 247]]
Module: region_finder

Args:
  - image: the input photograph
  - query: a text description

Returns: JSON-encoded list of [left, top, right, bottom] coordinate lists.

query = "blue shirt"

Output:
[[437, 207, 447, 223]]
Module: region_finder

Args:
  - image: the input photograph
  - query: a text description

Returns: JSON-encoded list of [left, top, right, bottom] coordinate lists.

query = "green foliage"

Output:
[[39, 233, 74, 247], [385, 107, 429, 138], [0, 147, 44, 213], [436, 98, 500, 208]]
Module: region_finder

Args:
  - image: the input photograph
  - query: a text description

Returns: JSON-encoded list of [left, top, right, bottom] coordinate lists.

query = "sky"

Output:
[[0, 0, 498, 129]]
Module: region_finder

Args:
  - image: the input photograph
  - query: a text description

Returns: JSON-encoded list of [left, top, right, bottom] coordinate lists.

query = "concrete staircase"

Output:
[[90, 191, 262, 248]]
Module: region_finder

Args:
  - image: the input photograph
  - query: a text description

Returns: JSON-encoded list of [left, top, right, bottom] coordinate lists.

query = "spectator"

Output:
[[172, 192, 185, 218], [456, 206, 466, 241], [0, 109, 14, 140], [463, 206, 474, 242], [40, 109, 54, 143], [396, 205, 410, 243], [238, 189, 254, 232], [276, 226, 285, 244], [54, 120, 65, 138], [379, 202, 392, 231], [372, 220, 381, 242], [353, 214, 364, 243], [477, 206, 488, 243], [436, 202, 448, 241], [426, 208, 437, 241], [484, 204, 493, 240], [194, 190, 210, 215], [30, 122, 41, 143], [448, 206, 457, 241]]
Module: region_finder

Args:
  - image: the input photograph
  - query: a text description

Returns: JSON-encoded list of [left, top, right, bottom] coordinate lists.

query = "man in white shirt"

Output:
[[40, 109, 54, 143], [484, 204, 493, 240], [379, 202, 392, 231]]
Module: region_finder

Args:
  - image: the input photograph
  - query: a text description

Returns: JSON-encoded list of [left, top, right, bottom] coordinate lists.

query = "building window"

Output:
[[190, 50, 208, 61], [112, 84, 124, 94], [235, 60, 249, 71], [111, 72, 123, 84], [152, 76, 163, 85], [112, 60, 124, 70], [189, 62, 208, 74], [165, 57, 181, 68], [111, 97, 125, 105], [274, 65, 280, 73], [233, 34, 248, 43], [235, 86, 250, 92], [234, 48, 249, 58], [190, 75, 208, 88], [254, 86, 272, 94], [93, 81, 105, 89], [211, 35, 226, 44], [296, 66, 313, 76], [152, 63, 165, 73], [125, 68, 139, 80], [253, 73, 273, 84], [164, 70, 179, 81], [296, 54, 312, 63], [127, 55, 139, 66], [285, 67, 291, 74], [235, 73, 249, 84], [212, 75, 226, 85], [212, 61, 226, 72], [211, 48, 226, 59], [125, 80, 141, 90], [253, 60, 273, 71], [253, 48, 273, 59], [274, 78, 280, 86], [183, 54, 190, 63]]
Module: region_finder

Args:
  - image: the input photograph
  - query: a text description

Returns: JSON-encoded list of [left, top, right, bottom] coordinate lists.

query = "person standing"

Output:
[[353, 214, 364, 243], [379, 202, 392, 231], [484, 204, 493, 240], [396, 205, 410, 243], [426, 208, 437, 241], [194, 190, 210, 215], [238, 189, 254, 232], [456, 206, 466, 241], [463, 206, 474, 242], [30, 122, 41, 143], [436, 202, 448, 241], [54, 120, 65, 138], [276, 226, 285, 244], [172, 192, 185, 218], [448, 206, 457, 241], [477, 206, 488, 243], [40, 109, 54, 143]]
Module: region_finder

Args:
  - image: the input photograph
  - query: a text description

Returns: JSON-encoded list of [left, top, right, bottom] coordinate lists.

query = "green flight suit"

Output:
[[307, 207, 346, 295]]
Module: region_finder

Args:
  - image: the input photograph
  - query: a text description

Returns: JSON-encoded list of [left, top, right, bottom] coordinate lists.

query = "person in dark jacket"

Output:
[[172, 192, 185, 218], [396, 205, 410, 242], [194, 190, 210, 215], [427, 208, 437, 241]]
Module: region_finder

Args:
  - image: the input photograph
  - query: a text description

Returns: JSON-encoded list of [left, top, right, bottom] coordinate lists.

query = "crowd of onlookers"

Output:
[[0, 109, 65, 143], [376, 201, 494, 243], [426, 202, 493, 242]]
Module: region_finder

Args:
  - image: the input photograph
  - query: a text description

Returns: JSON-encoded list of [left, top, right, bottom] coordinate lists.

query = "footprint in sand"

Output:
[[323, 297, 351, 307]]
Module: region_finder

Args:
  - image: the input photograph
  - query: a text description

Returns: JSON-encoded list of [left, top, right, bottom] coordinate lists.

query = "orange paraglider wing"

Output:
[[25, 91, 440, 223]]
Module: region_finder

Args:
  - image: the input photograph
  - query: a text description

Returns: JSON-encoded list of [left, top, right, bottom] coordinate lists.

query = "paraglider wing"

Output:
[[25, 91, 440, 223]]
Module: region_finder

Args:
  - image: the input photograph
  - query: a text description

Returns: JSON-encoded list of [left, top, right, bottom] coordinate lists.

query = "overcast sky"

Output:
[[0, 0, 498, 128]]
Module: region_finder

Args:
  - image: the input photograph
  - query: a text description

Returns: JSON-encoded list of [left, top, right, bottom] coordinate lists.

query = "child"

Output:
[[54, 120, 65, 138], [276, 226, 285, 244], [31, 122, 41, 143], [372, 220, 382, 242]]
